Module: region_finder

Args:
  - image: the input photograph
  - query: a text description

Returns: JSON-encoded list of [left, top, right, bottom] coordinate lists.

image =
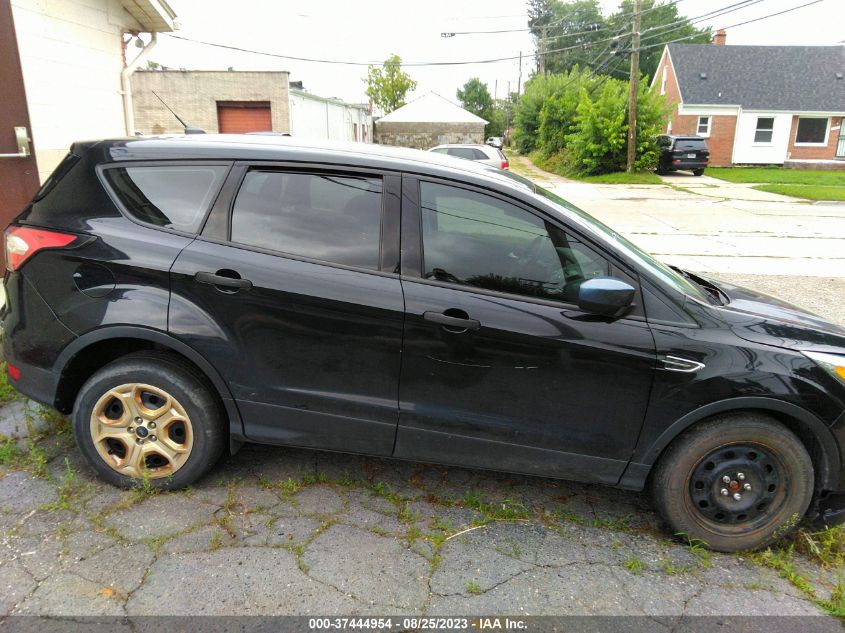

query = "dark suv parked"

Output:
[[3, 136, 844, 551], [656, 135, 710, 176]]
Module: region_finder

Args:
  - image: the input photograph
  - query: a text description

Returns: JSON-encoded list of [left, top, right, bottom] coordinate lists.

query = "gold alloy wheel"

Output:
[[90, 383, 194, 479]]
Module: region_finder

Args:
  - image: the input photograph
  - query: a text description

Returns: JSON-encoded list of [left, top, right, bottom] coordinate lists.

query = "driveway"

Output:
[[1, 159, 844, 628], [510, 157, 845, 325]]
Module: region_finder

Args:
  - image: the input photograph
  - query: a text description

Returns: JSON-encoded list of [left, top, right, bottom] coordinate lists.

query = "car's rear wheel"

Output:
[[72, 351, 226, 489], [651, 413, 813, 552], [692, 168, 705, 176]]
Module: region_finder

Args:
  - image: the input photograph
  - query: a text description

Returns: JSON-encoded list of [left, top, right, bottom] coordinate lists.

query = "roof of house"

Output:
[[666, 44, 845, 112], [377, 92, 487, 124]]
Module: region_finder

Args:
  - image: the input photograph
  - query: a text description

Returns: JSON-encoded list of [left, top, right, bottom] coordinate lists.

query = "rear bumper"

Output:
[[0, 350, 57, 408], [667, 161, 708, 170]]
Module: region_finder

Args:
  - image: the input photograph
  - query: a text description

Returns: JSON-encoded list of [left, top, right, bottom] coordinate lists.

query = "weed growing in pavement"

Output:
[[794, 526, 845, 568], [465, 579, 482, 595], [0, 433, 49, 478], [0, 362, 19, 405], [43, 457, 93, 511], [623, 557, 647, 574], [208, 529, 224, 551], [592, 515, 632, 531], [461, 490, 530, 521]]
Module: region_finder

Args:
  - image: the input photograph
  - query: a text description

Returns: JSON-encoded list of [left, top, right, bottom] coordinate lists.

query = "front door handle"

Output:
[[423, 310, 480, 332], [194, 270, 253, 291]]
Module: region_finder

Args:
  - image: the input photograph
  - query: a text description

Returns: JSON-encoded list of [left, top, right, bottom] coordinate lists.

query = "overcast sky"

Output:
[[146, 0, 843, 110]]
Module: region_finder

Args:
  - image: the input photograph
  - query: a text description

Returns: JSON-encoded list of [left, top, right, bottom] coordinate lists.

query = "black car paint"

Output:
[[2, 137, 844, 513]]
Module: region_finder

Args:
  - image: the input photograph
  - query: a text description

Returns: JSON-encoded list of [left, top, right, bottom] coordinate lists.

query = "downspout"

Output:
[[121, 32, 158, 136]]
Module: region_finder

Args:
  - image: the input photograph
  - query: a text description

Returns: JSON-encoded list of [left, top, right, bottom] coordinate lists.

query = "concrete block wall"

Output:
[[375, 122, 484, 149], [132, 70, 290, 135]]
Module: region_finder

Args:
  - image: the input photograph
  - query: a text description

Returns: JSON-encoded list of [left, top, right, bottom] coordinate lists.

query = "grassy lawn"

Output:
[[753, 184, 845, 202], [707, 167, 845, 201], [575, 171, 663, 185], [707, 167, 845, 186]]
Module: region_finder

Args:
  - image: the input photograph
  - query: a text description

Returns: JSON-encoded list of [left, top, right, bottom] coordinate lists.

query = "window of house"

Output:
[[795, 117, 829, 145], [104, 165, 229, 233], [660, 65, 667, 95], [754, 117, 775, 144], [420, 182, 610, 305], [697, 116, 711, 137], [230, 170, 383, 270]]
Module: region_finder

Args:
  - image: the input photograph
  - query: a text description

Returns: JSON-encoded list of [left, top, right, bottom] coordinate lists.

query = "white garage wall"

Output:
[[732, 111, 792, 165], [289, 90, 371, 143], [11, 0, 141, 180]]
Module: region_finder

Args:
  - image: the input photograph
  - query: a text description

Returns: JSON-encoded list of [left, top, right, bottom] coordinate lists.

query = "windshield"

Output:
[[533, 186, 712, 302]]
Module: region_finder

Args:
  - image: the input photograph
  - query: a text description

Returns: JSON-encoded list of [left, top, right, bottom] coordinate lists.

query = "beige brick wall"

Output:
[[375, 122, 485, 149], [131, 70, 290, 135]]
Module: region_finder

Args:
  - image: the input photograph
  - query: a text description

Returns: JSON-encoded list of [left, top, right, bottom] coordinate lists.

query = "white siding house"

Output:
[[289, 89, 372, 143], [10, 0, 176, 179]]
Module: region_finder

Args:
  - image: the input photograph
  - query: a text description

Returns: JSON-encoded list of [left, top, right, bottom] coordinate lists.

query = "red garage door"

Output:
[[217, 101, 272, 133]]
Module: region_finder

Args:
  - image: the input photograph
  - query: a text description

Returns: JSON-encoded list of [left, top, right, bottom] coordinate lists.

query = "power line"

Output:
[[638, 0, 766, 44], [635, 0, 827, 52], [444, 0, 688, 36], [162, 0, 825, 70]]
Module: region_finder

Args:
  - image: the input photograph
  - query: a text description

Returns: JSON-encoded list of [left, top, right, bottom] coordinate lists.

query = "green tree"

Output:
[[528, 0, 608, 75], [364, 54, 417, 114], [608, 0, 711, 80], [564, 78, 668, 174], [456, 78, 501, 136]]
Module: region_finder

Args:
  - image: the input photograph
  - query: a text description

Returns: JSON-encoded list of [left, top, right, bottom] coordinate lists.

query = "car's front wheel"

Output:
[[651, 413, 813, 552], [72, 351, 226, 489]]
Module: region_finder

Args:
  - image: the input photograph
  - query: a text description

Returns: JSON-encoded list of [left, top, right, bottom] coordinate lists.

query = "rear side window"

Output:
[[230, 170, 383, 270], [104, 165, 228, 233]]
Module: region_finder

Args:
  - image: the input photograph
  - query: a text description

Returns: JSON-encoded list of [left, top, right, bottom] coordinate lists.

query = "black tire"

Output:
[[692, 168, 705, 176], [651, 413, 813, 552], [72, 351, 226, 490]]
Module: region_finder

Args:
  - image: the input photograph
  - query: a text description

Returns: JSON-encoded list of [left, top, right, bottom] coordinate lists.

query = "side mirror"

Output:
[[577, 277, 636, 317]]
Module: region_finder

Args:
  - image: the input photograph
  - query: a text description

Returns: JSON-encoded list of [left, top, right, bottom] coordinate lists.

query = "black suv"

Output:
[[3, 136, 844, 551], [656, 135, 710, 176]]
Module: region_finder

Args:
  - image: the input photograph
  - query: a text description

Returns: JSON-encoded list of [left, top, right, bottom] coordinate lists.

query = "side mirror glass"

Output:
[[577, 277, 636, 317]]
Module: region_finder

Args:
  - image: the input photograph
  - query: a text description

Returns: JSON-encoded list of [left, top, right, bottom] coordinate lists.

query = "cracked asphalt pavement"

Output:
[[0, 436, 842, 624]]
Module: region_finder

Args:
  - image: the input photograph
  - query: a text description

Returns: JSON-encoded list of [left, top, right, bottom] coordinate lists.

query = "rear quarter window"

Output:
[[103, 164, 229, 233]]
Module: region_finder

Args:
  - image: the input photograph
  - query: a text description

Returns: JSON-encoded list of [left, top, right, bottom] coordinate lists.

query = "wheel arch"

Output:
[[620, 397, 841, 492], [53, 326, 244, 448]]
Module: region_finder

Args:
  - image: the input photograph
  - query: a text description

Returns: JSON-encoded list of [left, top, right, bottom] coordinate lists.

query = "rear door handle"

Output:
[[194, 271, 253, 290], [423, 311, 480, 331]]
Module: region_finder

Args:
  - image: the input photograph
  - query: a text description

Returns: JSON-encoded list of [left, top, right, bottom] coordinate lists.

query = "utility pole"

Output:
[[517, 51, 522, 97], [539, 25, 548, 74], [626, 0, 641, 172]]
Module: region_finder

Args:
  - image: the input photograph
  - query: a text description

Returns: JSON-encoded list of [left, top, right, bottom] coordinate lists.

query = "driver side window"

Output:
[[420, 181, 609, 304]]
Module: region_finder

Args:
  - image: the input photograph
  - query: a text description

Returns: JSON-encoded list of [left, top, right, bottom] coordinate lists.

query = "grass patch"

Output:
[[707, 167, 845, 186], [623, 556, 647, 574], [752, 184, 845, 201], [527, 150, 662, 184], [465, 579, 483, 595], [0, 434, 49, 477], [0, 363, 19, 405], [752, 528, 845, 617], [461, 490, 530, 521], [576, 171, 663, 185]]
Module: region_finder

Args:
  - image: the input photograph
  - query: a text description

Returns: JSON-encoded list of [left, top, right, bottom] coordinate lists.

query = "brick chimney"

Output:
[[713, 29, 727, 46]]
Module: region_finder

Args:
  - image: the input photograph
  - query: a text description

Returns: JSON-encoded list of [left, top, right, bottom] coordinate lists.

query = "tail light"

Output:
[[5, 226, 77, 272], [501, 160, 509, 169]]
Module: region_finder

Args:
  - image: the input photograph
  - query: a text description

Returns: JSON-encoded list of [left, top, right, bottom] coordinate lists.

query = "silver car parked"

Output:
[[429, 143, 509, 170]]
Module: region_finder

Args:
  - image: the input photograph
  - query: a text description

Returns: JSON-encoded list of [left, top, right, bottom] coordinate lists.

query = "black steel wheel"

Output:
[[652, 413, 813, 552]]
